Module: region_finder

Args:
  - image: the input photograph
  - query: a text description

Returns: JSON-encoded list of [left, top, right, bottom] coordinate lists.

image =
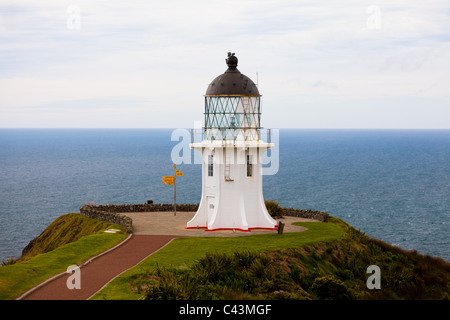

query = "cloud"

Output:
[[0, 0, 449, 128]]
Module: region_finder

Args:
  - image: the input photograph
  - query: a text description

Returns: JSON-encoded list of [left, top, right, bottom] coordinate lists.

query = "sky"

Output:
[[0, 0, 449, 129]]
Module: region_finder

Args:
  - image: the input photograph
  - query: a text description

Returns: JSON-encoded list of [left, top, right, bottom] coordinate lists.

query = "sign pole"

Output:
[[162, 166, 183, 217], [173, 164, 177, 216]]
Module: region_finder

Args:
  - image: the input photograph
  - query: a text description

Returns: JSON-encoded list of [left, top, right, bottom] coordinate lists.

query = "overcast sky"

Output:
[[1, 0, 449, 129]]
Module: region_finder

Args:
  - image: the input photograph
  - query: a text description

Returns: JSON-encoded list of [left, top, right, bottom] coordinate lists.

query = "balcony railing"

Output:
[[190, 128, 272, 144]]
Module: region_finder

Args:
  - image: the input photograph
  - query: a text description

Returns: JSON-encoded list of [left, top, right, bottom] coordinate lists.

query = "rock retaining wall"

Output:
[[79, 203, 199, 233], [79, 206, 133, 234], [81, 203, 198, 214]]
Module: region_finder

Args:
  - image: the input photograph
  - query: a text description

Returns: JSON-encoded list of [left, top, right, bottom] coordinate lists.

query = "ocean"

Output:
[[0, 129, 449, 262]]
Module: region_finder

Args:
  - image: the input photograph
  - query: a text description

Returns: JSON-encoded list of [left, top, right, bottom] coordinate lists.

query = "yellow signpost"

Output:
[[162, 165, 183, 216], [162, 176, 174, 185]]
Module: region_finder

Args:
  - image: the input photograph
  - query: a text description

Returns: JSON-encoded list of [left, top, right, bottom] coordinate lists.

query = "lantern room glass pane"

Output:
[[203, 96, 262, 141], [204, 96, 261, 130]]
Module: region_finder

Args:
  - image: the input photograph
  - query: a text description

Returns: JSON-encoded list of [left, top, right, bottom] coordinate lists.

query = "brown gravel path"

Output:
[[19, 234, 177, 300]]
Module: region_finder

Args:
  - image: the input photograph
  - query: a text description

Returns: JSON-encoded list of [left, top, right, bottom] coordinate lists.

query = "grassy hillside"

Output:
[[0, 213, 127, 300], [19, 213, 120, 262], [93, 217, 450, 300], [2, 212, 448, 300]]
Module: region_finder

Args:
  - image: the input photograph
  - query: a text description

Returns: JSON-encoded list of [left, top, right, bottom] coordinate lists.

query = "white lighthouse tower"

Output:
[[187, 53, 277, 231]]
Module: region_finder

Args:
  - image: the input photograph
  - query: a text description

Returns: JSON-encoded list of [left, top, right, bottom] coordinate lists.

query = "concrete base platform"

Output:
[[121, 211, 318, 237]]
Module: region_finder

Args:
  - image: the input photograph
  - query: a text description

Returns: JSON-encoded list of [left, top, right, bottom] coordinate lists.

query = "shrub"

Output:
[[1, 257, 18, 266], [145, 251, 277, 300], [265, 200, 283, 218], [145, 265, 199, 300], [311, 276, 354, 300], [288, 263, 302, 283]]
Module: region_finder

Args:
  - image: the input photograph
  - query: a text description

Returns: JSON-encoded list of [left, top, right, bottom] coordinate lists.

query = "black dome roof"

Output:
[[205, 53, 260, 96]]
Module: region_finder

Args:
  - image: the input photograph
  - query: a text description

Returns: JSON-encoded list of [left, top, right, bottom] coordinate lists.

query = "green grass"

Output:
[[93, 216, 450, 300], [0, 218, 127, 300], [4, 211, 448, 300], [91, 219, 344, 300], [19, 213, 123, 261]]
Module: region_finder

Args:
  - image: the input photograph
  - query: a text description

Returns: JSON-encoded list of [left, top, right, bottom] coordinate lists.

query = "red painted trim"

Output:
[[184, 226, 278, 231], [206, 227, 251, 232]]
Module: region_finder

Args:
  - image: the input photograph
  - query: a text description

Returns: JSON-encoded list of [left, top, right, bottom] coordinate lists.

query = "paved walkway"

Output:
[[18, 212, 314, 300], [19, 235, 177, 300]]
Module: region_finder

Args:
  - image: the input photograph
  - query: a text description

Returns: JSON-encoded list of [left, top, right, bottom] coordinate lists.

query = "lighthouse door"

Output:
[[206, 196, 215, 225]]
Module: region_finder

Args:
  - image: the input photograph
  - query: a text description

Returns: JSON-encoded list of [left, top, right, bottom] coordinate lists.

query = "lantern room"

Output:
[[203, 52, 262, 142]]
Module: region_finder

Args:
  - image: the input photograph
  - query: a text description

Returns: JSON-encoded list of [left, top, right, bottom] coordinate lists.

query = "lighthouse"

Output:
[[187, 53, 277, 231]]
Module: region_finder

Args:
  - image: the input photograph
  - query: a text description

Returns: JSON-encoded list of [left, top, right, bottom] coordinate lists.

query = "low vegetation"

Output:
[[264, 200, 283, 218], [92, 220, 343, 300], [18, 213, 122, 262], [2, 210, 449, 300], [0, 213, 126, 300], [98, 218, 450, 300]]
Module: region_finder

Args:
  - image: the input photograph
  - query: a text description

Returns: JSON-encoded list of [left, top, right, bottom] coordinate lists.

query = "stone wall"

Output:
[[79, 202, 329, 233], [281, 208, 330, 222], [79, 206, 133, 234], [79, 203, 199, 233], [81, 203, 199, 213]]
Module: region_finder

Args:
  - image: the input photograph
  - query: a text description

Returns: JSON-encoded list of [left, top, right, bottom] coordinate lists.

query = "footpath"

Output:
[[18, 234, 177, 300], [17, 212, 310, 300]]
